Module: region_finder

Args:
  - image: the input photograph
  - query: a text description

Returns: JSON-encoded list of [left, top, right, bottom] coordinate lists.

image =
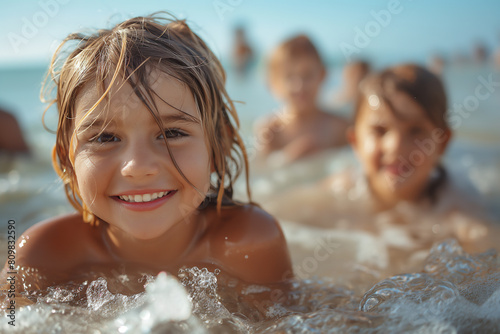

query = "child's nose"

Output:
[[120, 141, 161, 179], [382, 131, 409, 159], [289, 76, 305, 92]]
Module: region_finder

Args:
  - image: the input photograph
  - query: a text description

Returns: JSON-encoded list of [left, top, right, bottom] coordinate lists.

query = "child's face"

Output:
[[72, 72, 211, 240], [349, 92, 450, 206], [270, 56, 325, 112]]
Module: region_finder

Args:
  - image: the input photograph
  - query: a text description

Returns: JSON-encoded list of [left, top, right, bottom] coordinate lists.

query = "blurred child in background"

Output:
[[255, 35, 349, 166], [348, 64, 451, 212]]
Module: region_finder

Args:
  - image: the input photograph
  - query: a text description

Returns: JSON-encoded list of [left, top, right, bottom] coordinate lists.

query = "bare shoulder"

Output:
[[209, 204, 292, 284], [254, 113, 286, 137], [321, 111, 350, 128], [316, 111, 349, 145], [10, 213, 103, 270]]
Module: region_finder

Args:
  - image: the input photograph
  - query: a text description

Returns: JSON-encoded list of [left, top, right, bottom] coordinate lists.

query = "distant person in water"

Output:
[[494, 33, 500, 68], [472, 42, 489, 64], [231, 26, 254, 77], [255, 35, 349, 165], [428, 54, 446, 76], [0, 107, 30, 155], [330, 60, 371, 116]]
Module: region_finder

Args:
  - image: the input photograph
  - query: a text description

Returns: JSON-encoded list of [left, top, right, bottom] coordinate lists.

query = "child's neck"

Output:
[[368, 183, 429, 213], [286, 104, 321, 120], [372, 195, 401, 212], [101, 213, 208, 268]]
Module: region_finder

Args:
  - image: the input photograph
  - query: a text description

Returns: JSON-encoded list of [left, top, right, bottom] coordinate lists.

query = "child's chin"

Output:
[[378, 180, 410, 195], [128, 229, 168, 240]]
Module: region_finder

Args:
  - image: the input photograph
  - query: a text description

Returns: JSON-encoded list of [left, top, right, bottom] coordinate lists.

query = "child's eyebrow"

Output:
[[78, 119, 111, 131], [160, 113, 200, 125], [77, 113, 200, 131]]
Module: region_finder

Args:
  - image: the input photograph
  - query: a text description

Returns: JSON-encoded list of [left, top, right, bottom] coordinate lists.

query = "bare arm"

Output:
[[329, 114, 350, 147], [253, 116, 283, 158]]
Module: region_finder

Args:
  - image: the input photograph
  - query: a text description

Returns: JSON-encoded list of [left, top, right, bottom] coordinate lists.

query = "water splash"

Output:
[[110, 272, 204, 334], [2, 242, 500, 333], [358, 239, 500, 333], [178, 267, 252, 333]]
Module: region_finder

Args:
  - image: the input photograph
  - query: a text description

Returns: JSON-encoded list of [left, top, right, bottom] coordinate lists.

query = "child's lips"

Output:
[[383, 164, 403, 175], [112, 190, 177, 212]]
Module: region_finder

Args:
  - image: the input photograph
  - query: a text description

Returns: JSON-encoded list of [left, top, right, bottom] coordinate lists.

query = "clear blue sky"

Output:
[[1, 0, 499, 67]]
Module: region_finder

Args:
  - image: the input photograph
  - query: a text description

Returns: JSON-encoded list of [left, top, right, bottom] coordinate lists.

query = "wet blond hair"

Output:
[[42, 12, 250, 226]]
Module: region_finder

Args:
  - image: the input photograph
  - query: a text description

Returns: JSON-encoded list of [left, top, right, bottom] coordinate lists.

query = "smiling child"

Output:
[[1, 13, 292, 294]]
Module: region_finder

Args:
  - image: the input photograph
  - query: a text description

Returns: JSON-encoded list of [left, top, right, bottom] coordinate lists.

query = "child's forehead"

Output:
[[273, 55, 322, 74], [288, 55, 321, 68], [74, 71, 199, 122], [361, 92, 429, 125]]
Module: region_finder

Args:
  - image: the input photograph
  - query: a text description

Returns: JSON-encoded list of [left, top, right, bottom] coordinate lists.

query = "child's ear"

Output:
[[438, 129, 452, 154], [346, 126, 357, 149], [319, 66, 327, 82]]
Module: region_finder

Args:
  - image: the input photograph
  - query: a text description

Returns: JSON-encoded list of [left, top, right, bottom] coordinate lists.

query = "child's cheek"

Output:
[[360, 134, 377, 155], [74, 153, 100, 197]]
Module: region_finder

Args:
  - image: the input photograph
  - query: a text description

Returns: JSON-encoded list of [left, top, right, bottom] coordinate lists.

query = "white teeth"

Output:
[[119, 191, 171, 203]]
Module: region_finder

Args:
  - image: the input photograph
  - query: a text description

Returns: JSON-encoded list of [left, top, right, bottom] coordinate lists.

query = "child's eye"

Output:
[[90, 132, 120, 143], [158, 128, 187, 140], [409, 127, 424, 136], [372, 125, 387, 136]]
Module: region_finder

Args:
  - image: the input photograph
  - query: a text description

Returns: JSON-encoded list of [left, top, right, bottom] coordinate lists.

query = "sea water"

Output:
[[0, 62, 500, 332], [2, 241, 500, 333]]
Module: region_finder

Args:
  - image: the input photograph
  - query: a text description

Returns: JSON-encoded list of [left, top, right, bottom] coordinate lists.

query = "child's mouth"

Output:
[[383, 164, 410, 176], [117, 191, 174, 203], [384, 165, 400, 175], [112, 190, 177, 211]]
